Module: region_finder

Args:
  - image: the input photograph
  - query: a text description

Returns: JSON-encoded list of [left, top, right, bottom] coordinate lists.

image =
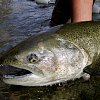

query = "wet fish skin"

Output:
[[0, 21, 100, 86]]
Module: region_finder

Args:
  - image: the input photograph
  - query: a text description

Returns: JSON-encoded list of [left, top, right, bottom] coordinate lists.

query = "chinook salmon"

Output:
[[0, 21, 100, 86]]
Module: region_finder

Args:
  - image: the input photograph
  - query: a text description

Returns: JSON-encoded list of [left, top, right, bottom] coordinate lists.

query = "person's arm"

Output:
[[71, 0, 93, 23]]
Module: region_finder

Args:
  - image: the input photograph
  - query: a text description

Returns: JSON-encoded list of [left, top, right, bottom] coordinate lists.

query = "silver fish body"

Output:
[[0, 21, 100, 86]]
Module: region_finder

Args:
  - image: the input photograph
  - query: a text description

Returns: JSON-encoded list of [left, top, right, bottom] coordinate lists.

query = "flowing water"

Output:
[[0, 0, 100, 100], [0, 0, 54, 57]]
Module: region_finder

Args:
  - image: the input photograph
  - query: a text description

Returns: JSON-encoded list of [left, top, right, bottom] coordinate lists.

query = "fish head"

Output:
[[0, 38, 59, 86], [0, 34, 88, 86]]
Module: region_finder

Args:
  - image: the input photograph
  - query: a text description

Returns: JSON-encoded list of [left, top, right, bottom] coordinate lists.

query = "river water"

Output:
[[0, 0, 54, 57], [0, 0, 100, 100]]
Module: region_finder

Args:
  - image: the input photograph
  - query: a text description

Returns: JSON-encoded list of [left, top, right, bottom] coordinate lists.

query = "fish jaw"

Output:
[[3, 73, 60, 86], [3, 73, 41, 86], [2, 69, 66, 86], [3, 74, 59, 86]]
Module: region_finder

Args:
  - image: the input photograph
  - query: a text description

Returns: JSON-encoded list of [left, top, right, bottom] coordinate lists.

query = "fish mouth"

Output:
[[1, 65, 44, 86], [1, 65, 66, 86], [3, 66, 31, 78]]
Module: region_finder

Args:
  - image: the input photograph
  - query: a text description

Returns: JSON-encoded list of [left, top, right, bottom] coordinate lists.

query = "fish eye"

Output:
[[27, 53, 39, 63]]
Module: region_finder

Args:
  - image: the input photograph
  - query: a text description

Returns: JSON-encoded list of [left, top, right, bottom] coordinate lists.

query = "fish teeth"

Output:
[[4, 75, 11, 78], [3, 75, 15, 78], [0, 64, 3, 66]]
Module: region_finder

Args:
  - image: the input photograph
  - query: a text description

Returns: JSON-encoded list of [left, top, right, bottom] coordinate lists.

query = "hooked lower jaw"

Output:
[[2, 66, 66, 86], [3, 73, 43, 86], [0, 64, 42, 86], [1, 65, 56, 86], [3, 72, 61, 86]]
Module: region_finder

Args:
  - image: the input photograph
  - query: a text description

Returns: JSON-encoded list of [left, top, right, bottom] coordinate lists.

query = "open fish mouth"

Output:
[[1, 65, 61, 86], [1, 65, 44, 86], [3, 67, 31, 78]]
